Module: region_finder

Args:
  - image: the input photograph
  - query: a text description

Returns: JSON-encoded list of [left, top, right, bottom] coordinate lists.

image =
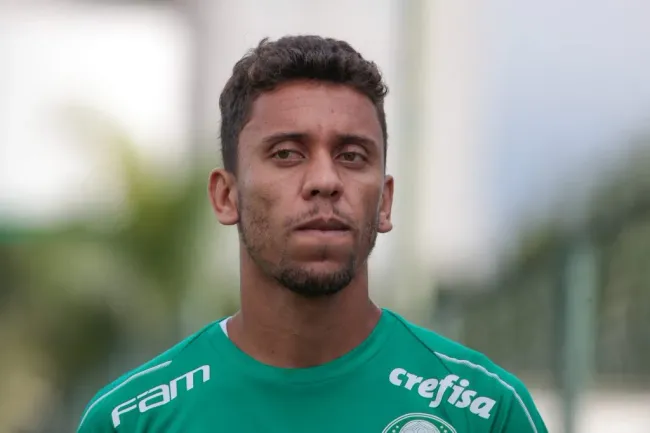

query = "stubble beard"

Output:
[[238, 195, 379, 298]]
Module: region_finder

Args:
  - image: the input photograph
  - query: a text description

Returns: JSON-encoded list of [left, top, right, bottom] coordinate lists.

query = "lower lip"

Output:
[[296, 229, 350, 237]]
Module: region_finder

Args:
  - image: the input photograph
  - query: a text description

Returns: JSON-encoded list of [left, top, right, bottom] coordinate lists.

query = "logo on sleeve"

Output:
[[111, 365, 210, 428], [382, 413, 456, 433], [389, 368, 496, 419]]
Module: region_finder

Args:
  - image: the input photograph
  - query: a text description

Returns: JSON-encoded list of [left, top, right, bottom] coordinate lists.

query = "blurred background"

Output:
[[1, 0, 649, 432]]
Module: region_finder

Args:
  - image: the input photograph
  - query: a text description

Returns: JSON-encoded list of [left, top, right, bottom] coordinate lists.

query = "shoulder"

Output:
[[76, 320, 220, 432], [387, 309, 530, 388], [385, 310, 544, 429]]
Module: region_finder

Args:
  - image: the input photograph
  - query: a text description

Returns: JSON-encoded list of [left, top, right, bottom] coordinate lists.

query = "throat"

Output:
[[227, 299, 381, 369]]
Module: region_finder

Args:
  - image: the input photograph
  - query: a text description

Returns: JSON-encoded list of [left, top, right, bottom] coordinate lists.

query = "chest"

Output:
[[122, 375, 497, 433]]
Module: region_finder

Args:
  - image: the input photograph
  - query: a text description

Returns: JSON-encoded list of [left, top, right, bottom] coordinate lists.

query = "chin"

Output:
[[274, 261, 356, 298], [301, 259, 350, 273]]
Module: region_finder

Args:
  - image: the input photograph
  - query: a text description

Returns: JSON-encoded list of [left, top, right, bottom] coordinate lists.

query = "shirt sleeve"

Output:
[[496, 381, 548, 433], [76, 395, 116, 433]]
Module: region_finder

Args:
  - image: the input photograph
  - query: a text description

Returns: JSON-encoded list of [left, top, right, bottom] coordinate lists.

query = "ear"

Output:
[[208, 168, 239, 225], [377, 174, 394, 233]]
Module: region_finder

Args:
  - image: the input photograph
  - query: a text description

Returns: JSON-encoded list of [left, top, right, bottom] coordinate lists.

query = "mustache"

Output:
[[284, 207, 355, 230]]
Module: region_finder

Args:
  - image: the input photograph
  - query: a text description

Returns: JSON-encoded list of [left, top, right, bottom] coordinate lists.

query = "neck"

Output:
[[228, 254, 381, 368]]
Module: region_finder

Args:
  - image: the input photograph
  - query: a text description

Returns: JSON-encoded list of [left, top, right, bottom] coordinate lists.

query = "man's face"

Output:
[[211, 80, 393, 297]]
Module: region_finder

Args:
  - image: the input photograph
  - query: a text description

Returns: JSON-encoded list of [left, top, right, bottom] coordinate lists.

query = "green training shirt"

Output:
[[77, 309, 547, 433]]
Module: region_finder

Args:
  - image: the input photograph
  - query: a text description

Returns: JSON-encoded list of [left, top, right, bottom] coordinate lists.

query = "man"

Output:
[[77, 35, 547, 433]]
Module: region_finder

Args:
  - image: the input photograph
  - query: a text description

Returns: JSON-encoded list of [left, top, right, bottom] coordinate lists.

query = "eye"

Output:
[[272, 149, 303, 160], [338, 152, 365, 163]]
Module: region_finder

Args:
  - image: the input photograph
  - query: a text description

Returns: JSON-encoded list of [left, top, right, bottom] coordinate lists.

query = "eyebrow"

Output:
[[334, 133, 378, 149], [261, 132, 308, 146], [260, 131, 379, 149]]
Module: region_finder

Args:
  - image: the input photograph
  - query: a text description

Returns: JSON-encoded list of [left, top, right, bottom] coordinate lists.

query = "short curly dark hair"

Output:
[[218, 35, 389, 174]]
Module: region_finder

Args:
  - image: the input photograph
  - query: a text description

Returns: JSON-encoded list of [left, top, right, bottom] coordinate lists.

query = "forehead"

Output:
[[240, 81, 383, 146]]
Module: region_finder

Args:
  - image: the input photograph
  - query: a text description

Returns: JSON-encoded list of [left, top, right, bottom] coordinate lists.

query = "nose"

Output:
[[301, 151, 344, 201]]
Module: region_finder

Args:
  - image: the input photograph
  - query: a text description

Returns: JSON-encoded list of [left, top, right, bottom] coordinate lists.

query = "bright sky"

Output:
[[0, 4, 191, 224]]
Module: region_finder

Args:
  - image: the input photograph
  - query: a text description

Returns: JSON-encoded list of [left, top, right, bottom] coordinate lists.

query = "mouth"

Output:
[[295, 217, 351, 232]]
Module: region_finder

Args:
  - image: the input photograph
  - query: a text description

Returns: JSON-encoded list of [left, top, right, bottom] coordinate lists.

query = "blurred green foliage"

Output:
[[442, 140, 650, 388], [0, 110, 239, 433]]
